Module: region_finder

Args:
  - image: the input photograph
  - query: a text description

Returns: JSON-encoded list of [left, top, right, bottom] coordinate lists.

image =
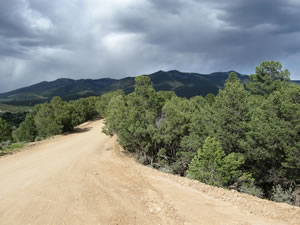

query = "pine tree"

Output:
[[13, 113, 37, 142], [50, 96, 73, 132], [187, 137, 245, 187], [212, 73, 250, 154], [102, 94, 127, 136], [34, 103, 62, 138], [247, 61, 290, 95], [0, 118, 12, 142], [154, 96, 195, 173]]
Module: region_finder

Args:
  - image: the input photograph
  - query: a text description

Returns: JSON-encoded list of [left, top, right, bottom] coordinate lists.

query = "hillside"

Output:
[[0, 70, 249, 105], [0, 120, 299, 225]]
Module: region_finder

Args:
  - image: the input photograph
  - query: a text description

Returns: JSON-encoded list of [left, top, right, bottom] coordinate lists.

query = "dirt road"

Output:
[[0, 120, 299, 225]]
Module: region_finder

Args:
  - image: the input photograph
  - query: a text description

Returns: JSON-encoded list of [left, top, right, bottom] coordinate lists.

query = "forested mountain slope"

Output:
[[0, 70, 248, 105]]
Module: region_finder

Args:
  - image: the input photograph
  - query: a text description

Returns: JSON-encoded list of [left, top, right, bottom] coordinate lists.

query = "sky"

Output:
[[1, 0, 300, 92]]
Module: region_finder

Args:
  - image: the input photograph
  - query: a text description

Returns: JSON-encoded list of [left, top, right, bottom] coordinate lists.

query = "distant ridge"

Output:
[[0, 70, 250, 105]]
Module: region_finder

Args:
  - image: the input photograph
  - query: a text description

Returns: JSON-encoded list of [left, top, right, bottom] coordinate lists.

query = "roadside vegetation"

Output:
[[0, 96, 99, 155], [102, 61, 299, 205], [0, 60, 298, 205]]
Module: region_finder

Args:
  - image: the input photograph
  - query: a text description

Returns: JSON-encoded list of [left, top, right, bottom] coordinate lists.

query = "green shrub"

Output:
[[271, 184, 295, 205], [0, 142, 24, 156], [159, 166, 172, 174], [0, 118, 12, 142], [0, 140, 11, 150], [187, 137, 245, 187], [34, 103, 62, 138], [6, 143, 24, 150], [238, 181, 264, 198], [13, 113, 37, 142]]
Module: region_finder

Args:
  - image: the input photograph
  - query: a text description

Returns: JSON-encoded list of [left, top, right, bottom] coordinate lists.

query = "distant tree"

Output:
[[69, 101, 84, 126], [247, 61, 290, 95], [70, 96, 98, 126], [13, 113, 37, 142], [50, 96, 73, 132], [157, 91, 176, 108], [102, 94, 127, 136], [34, 103, 62, 138], [227, 72, 239, 82], [13, 96, 99, 142], [204, 93, 215, 106], [96, 90, 124, 118], [0, 118, 12, 142], [133, 75, 160, 112], [1, 111, 27, 128], [85, 96, 99, 120]]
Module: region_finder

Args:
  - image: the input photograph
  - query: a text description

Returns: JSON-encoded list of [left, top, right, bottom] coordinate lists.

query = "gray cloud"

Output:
[[0, 0, 300, 92], [216, 0, 300, 33]]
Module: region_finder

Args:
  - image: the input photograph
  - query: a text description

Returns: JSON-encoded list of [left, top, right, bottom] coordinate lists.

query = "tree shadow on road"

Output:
[[63, 127, 92, 135]]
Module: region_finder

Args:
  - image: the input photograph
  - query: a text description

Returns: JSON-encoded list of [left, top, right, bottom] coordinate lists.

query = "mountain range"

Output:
[[0, 70, 255, 106]]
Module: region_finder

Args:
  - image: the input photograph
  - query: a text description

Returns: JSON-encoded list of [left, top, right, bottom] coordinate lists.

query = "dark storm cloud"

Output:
[[0, 0, 300, 92], [114, 0, 300, 74], [215, 0, 300, 33], [0, 0, 67, 59], [0, 1, 35, 58], [0, 1, 32, 38]]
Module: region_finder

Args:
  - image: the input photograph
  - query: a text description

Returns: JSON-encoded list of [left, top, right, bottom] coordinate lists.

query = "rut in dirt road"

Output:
[[0, 120, 299, 225]]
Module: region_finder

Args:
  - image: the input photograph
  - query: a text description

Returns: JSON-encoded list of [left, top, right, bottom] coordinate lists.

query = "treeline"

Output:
[[0, 96, 99, 153], [102, 61, 299, 204], [14, 96, 99, 142], [0, 112, 27, 127]]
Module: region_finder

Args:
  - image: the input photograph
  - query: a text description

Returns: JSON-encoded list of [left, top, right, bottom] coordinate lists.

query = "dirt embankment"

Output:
[[0, 120, 299, 225]]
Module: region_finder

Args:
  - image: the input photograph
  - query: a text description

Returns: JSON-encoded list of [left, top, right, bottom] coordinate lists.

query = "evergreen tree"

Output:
[[187, 137, 245, 187], [154, 96, 194, 173], [182, 95, 214, 155], [227, 71, 240, 82], [268, 84, 300, 183], [96, 90, 124, 118], [212, 73, 250, 154], [204, 93, 215, 106], [102, 93, 127, 137], [247, 61, 290, 95], [0, 118, 12, 142], [70, 97, 98, 126], [34, 103, 62, 138], [240, 82, 300, 191], [50, 96, 74, 132], [13, 113, 37, 142], [127, 76, 159, 161], [157, 91, 176, 108]]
